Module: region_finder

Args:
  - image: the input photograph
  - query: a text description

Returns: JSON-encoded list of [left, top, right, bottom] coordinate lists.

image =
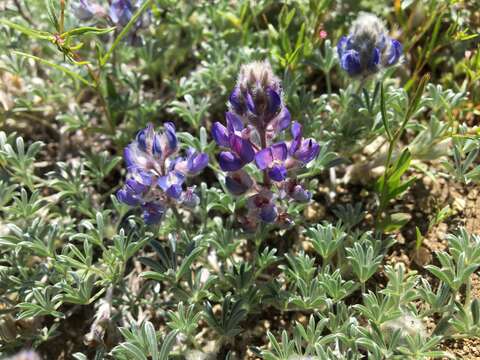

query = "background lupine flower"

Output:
[[117, 123, 208, 224], [337, 13, 402, 77], [109, 0, 150, 45], [212, 61, 320, 228], [72, 0, 106, 21]]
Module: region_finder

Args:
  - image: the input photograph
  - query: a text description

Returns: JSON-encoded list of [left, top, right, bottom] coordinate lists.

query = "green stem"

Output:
[[100, 0, 153, 66], [465, 276, 472, 308], [325, 71, 332, 98], [375, 75, 430, 228], [171, 206, 187, 230]]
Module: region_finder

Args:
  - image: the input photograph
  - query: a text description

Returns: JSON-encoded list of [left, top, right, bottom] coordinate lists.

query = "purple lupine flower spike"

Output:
[[212, 61, 319, 229], [337, 13, 403, 77], [117, 122, 208, 225]]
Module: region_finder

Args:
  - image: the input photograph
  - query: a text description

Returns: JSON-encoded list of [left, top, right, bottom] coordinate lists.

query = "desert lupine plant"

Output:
[[1, 1, 479, 359], [212, 61, 319, 229], [117, 122, 208, 224], [337, 13, 402, 77]]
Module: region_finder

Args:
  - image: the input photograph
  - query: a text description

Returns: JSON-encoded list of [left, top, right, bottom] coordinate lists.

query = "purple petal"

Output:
[[275, 107, 291, 131], [337, 36, 348, 58], [152, 133, 162, 157], [225, 170, 253, 196], [226, 112, 244, 132], [268, 165, 287, 182], [229, 135, 254, 164], [387, 39, 402, 65], [271, 142, 288, 161], [164, 122, 178, 152], [255, 148, 273, 170], [229, 86, 244, 114], [166, 184, 183, 199], [186, 151, 209, 175], [117, 188, 140, 206], [212, 122, 229, 147], [135, 126, 148, 152], [267, 87, 281, 116], [181, 187, 200, 208], [218, 151, 244, 172], [259, 203, 277, 223], [126, 178, 148, 194], [246, 91, 256, 114], [369, 48, 380, 69], [142, 202, 165, 224], [158, 172, 184, 192], [341, 50, 361, 76], [295, 139, 320, 163], [124, 143, 148, 170], [291, 121, 302, 139], [291, 184, 311, 202]]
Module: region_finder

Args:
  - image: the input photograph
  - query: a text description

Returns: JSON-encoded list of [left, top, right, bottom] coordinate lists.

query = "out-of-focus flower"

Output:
[[109, 0, 134, 26], [337, 13, 403, 77], [109, 0, 150, 45], [7, 350, 42, 360], [212, 61, 320, 228], [117, 123, 208, 224], [72, 0, 105, 21]]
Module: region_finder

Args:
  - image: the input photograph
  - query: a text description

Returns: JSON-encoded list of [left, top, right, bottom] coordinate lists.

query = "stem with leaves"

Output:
[[376, 74, 430, 227]]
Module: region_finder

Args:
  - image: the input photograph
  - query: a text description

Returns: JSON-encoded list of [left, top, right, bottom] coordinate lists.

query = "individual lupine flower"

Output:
[[337, 13, 403, 77], [117, 123, 208, 225], [255, 142, 288, 182], [72, 0, 105, 21], [289, 122, 320, 164], [247, 190, 278, 223], [212, 61, 320, 228]]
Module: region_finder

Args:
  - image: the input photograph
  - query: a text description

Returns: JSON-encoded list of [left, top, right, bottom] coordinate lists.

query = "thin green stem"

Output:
[[325, 71, 332, 98], [171, 206, 187, 230], [100, 0, 153, 66], [376, 74, 430, 228], [465, 276, 472, 308]]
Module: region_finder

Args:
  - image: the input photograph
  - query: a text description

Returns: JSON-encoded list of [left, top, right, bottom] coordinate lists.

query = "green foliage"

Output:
[[0, 0, 479, 358]]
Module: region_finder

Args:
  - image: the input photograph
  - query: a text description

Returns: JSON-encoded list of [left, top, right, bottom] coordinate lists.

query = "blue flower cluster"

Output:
[[211, 61, 320, 229], [73, 0, 149, 43], [117, 123, 208, 224], [337, 13, 402, 77]]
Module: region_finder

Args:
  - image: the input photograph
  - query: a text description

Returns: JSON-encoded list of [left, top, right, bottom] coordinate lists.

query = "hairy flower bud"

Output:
[[337, 13, 402, 77], [229, 61, 290, 132]]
